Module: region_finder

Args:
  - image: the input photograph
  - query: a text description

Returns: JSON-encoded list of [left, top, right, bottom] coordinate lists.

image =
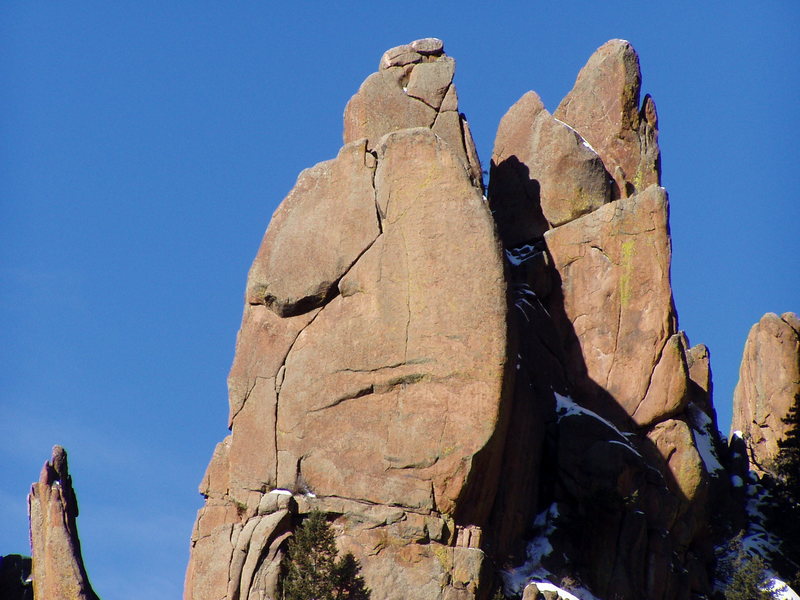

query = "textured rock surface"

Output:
[[731, 312, 800, 472], [186, 38, 729, 600], [544, 185, 684, 425], [344, 40, 482, 186], [27, 446, 99, 600], [489, 90, 612, 244], [554, 39, 660, 198], [186, 39, 508, 600], [246, 140, 380, 317]]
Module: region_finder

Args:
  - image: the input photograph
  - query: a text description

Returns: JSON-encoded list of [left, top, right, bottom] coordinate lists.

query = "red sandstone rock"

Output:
[[246, 139, 380, 318], [344, 43, 482, 187], [186, 38, 727, 600], [27, 446, 98, 600], [544, 185, 683, 424]]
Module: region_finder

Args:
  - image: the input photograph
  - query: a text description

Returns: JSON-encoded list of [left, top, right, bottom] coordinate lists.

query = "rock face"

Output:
[[186, 39, 731, 600], [553, 39, 660, 199], [27, 446, 99, 600], [731, 312, 800, 473], [186, 39, 508, 600]]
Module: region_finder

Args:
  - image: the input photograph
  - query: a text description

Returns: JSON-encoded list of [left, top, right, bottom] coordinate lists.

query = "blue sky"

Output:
[[2, 3, 798, 599]]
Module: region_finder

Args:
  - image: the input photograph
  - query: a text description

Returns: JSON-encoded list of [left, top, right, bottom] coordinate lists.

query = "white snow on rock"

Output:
[[502, 503, 558, 594], [687, 403, 725, 475], [553, 118, 600, 156], [555, 393, 640, 454], [523, 580, 603, 600], [767, 575, 800, 600], [269, 489, 293, 496]]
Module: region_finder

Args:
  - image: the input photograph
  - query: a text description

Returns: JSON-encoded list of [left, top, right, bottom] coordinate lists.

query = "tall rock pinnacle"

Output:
[[27, 446, 99, 600], [186, 38, 732, 600]]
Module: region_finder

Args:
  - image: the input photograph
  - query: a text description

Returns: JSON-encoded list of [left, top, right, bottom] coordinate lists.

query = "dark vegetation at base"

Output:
[[281, 510, 370, 600], [764, 396, 800, 582], [0, 554, 32, 600]]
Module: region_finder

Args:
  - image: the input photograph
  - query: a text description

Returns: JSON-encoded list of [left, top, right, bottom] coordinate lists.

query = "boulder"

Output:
[[731, 312, 800, 473], [276, 127, 508, 517], [27, 446, 99, 600], [246, 139, 380, 318]]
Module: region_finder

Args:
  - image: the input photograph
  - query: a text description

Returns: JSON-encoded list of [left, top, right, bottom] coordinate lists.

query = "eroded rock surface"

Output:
[[731, 312, 800, 473], [28, 446, 99, 600], [554, 39, 660, 198], [344, 38, 482, 187], [187, 38, 731, 600], [186, 39, 508, 600]]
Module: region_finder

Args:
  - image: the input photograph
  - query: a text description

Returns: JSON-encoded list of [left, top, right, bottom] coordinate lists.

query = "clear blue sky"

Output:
[[2, 3, 798, 599]]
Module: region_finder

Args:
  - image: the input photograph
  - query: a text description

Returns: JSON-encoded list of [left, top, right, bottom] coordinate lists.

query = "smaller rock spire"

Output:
[[28, 446, 99, 600]]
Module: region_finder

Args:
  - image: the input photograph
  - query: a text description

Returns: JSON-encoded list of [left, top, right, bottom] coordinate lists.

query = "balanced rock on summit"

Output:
[[186, 39, 508, 600]]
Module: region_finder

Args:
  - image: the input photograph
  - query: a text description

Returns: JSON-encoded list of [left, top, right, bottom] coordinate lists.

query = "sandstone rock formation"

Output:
[[186, 38, 732, 600], [731, 312, 800, 473], [27, 445, 99, 600]]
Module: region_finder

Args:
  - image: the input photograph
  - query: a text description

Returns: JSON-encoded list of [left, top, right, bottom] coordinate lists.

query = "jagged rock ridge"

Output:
[[180, 37, 742, 600], [9, 38, 797, 600]]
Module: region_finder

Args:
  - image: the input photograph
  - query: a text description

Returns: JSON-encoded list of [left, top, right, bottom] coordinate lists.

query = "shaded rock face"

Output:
[[731, 312, 800, 473], [27, 446, 99, 600], [187, 39, 728, 600]]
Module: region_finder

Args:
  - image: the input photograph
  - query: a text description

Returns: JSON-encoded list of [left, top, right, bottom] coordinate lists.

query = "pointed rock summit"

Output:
[[27, 446, 99, 600]]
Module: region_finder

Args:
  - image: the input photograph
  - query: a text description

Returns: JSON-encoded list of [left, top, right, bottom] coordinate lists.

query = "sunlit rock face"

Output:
[[185, 39, 730, 600], [731, 312, 800, 474], [28, 446, 99, 600]]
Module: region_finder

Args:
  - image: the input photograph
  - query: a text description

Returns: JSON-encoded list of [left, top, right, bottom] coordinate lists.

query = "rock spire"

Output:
[[27, 445, 99, 600]]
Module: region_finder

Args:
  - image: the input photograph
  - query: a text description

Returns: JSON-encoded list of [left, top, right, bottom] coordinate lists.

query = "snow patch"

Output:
[[687, 403, 725, 475], [524, 580, 603, 600], [269, 489, 292, 496], [767, 575, 800, 600], [502, 503, 558, 594]]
